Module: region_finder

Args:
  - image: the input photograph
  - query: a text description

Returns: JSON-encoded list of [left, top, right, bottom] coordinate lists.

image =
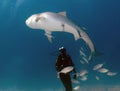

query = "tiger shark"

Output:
[[25, 11, 95, 60]]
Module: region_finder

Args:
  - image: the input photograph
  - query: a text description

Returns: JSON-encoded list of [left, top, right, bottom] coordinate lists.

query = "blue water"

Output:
[[0, 0, 120, 91]]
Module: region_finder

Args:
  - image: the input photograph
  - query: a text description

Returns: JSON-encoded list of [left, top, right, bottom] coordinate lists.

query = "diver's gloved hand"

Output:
[[73, 74, 77, 80]]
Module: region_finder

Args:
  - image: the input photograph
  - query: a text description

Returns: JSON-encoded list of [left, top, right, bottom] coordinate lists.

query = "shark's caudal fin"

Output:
[[94, 49, 104, 57], [89, 49, 104, 61]]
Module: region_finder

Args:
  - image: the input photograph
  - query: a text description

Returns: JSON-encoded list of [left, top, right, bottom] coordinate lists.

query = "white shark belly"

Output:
[[42, 19, 64, 32], [42, 17, 81, 40]]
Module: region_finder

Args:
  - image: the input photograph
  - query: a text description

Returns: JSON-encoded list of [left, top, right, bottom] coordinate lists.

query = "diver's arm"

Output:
[[55, 55, 60, 71], [55, 55, 61, 78], [68, 55, 77, 73]]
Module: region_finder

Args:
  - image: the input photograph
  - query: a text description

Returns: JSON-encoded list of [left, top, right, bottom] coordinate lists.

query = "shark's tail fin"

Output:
[[94, 49, 104, 56]]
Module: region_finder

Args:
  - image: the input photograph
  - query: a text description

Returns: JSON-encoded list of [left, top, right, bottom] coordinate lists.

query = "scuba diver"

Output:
[[55, 47, 77, 91]]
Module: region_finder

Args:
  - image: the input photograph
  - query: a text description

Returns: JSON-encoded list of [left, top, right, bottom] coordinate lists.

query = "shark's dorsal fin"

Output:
[[58, 11, 66, 17]]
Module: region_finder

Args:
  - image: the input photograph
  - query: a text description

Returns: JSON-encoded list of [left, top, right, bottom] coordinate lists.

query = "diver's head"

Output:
[[59, 47, 66, 55]]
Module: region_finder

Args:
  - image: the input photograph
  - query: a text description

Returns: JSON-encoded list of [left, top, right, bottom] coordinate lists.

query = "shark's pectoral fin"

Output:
[[44, 30, 54, 43]]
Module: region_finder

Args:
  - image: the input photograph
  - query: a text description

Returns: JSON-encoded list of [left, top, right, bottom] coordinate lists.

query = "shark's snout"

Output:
[[25, 18, 30, 26]]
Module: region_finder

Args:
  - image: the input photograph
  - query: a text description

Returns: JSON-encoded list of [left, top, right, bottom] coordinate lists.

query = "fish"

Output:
[[80, 49, 87, 58], [80, 60, 85, 64], [95, 76, 99, 80], [93, 63, 104, 71], [79, 70, 88, 76], [25, 11, 95, 60], [98, 68, 109, 73], [80, 76, 88, 81], [107, 72, 117, 76], [82, 56, 89, 64], [59, 66, 74, 74], [73, 86, 80, 90], [57, 66, 74, 78], [71, 79, 80, 84]]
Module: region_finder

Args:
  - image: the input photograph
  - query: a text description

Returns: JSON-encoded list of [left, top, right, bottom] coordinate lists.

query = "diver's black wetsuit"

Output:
[[56, 48, 76, 91]]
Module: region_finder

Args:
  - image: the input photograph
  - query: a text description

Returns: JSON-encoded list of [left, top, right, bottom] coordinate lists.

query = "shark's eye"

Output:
[[35, 16, 45, 22], [35, 17, 41, 22]]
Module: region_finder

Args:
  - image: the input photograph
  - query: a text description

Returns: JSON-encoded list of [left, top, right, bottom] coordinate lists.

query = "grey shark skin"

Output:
[[25, 11, 95, 60]]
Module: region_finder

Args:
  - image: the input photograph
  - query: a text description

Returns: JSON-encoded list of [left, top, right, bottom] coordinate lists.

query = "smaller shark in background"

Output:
[[25, 11, 95, 60]]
